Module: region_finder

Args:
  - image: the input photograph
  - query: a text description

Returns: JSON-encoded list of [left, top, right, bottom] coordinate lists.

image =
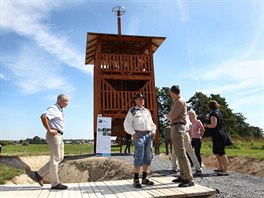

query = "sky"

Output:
[[0, 0, 263, 140]]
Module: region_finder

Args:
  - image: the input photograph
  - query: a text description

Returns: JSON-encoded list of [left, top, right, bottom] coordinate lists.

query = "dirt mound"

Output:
[[58, 157, 133, 183], [202, 156, 264, 177], [1, 156, 133, 185]]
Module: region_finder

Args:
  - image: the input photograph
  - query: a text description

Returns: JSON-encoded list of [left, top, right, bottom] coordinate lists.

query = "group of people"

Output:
[[34, 85, 229, 190], [123, 85, 229, 188]]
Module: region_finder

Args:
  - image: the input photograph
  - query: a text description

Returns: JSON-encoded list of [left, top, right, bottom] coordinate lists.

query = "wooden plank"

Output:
[[0, 185, 20, 198], [150, 177, 188, 197], [104, 181, 127, 198], [0, 176, 216, 198], [73, 183, 83, 198], [80, 182, 98, 198], [90, 182, 105, 198], [37, 185, 50, 198], [126, 179, 164, 197], [108, 180, 138, 198], [115, 179, 153, 198], [29, 187, 42, 198], [95, 181, 117, 197], [47, 188, 57, 198], [15, 185, 36, 198], [78, 182, 91, 198]]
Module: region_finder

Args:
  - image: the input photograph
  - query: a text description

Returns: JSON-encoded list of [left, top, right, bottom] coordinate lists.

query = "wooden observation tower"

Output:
[[85, 6, 166, 152]]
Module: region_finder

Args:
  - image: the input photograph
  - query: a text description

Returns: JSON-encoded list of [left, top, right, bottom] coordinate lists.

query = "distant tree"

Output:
[[25, 136, 46, 144], [0, 140, 15, 146], [22, 141, 29, 146], [250, 126, 264, 138], [156, 87, 173, 141], [187, 92, 210, 124], [233, 113, 251, 136]]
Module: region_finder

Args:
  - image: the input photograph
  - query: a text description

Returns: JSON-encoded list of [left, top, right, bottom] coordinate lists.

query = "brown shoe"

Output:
[[172, 177, 185, 183], [178, 181, 195, 187], [51, 183, 68, 190]]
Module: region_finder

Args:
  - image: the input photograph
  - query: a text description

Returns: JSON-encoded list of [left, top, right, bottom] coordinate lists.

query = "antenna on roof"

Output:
[[112, 5, 126, 35]]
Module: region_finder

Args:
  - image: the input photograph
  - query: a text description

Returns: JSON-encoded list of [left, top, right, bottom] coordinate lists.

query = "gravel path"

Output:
[[112, 154, 264, 198]]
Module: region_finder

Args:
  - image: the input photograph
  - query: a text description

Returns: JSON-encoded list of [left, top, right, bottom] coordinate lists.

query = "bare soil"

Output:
[[0, 155, 263, 185]]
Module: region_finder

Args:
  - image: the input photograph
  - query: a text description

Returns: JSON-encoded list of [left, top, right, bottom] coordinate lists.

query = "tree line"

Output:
[[156, 87, 263, 139]]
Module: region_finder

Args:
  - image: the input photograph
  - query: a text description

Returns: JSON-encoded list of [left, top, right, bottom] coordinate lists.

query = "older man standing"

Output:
[[34, 94, 69, 190], [168, 85, 194, 187], [124, 93, 156, 188]]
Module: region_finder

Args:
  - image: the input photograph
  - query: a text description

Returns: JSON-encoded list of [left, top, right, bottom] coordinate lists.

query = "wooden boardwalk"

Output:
[[0, 176, 216, 198]]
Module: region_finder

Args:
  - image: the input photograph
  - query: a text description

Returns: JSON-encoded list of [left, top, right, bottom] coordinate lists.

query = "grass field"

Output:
[[0, 137, 263, 184], [1, 137, 264, 158]]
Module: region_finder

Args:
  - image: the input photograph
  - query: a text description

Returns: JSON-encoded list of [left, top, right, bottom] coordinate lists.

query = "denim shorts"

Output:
[[134, 133, 153, 167]]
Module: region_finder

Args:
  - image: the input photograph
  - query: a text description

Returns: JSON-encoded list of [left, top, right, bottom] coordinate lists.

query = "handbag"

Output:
[[223, 130, 234, 146], [214, 110, 233, 146]]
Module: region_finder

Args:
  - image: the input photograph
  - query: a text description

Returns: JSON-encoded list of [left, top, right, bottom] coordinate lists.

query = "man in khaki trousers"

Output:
[[168, 85, 194, 187], [34, 94, 69, 190]]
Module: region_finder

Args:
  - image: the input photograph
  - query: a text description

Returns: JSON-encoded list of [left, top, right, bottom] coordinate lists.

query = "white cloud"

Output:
[[0, 73, 6, 80], [1, 1, 93, 75], [196, 60, 261, 82], [176, 0, 189, 22], [2, 44, 75, 94]]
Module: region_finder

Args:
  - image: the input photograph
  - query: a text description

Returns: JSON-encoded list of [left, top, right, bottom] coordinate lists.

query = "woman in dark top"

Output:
[[204, 100, 229, 176]]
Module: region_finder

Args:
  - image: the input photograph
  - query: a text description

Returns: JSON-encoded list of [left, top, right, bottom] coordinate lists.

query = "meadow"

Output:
[[1, 136, 263, 158]]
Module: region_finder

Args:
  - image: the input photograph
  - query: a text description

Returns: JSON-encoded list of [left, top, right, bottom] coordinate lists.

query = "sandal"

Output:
[[142, 178, 154, 185], [214, 169, 223, 172], [133, 180, 141, 188], [216, 172, 229, 176]]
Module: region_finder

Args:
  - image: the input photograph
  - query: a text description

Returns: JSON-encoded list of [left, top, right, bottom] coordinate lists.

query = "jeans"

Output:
[[134, 133, 153, 167]]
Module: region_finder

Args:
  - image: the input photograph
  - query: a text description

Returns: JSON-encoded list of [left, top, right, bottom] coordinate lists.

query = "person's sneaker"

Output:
[[193, 170, 202, 177], [133, 179, 141, 188], [178, 181, 195, 187], [51, 183, 68, 190], [34, 172, 43, 187], [172, 177, 185, 183]]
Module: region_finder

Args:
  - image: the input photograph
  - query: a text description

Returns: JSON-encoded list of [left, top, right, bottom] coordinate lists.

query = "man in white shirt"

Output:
[[34, 94, 69, 190], [124, 93, 156, 188]]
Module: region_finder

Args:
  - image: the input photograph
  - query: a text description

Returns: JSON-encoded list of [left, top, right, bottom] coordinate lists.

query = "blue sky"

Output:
[[0, 0, 263, 140]]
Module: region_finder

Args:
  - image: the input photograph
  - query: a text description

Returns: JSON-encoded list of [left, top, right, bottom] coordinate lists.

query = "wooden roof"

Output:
[[85, 32, 166, 65]]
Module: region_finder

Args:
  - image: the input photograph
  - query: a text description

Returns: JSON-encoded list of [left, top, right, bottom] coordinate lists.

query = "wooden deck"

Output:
[[0, 176, 216, 198]]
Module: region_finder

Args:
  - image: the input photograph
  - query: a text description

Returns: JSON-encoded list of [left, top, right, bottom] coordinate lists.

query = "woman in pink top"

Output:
[[188, 109, 205, 166]]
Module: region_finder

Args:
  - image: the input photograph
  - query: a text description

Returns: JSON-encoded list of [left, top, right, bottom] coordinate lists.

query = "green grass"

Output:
[[200, 137, 264, 159], [158, 136, 264, 159], [0, 164, 24, 184]]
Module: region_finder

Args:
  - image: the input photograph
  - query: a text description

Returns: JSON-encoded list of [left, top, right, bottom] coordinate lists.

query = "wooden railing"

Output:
[[100, 80, 155, 111], [100, 54, 152, 72]]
